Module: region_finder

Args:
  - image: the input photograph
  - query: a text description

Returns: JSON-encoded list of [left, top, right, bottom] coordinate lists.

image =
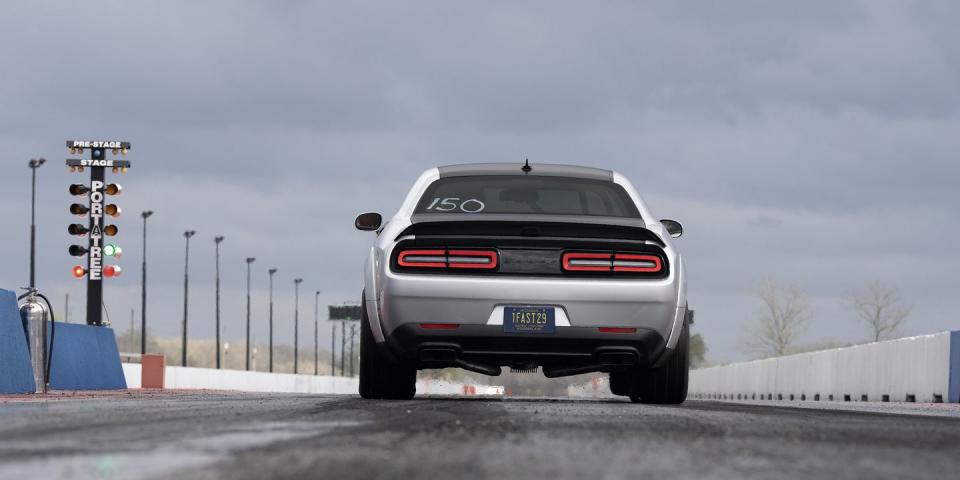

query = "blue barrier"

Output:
[[48, 322, 126, 390], [0, 288, 36, 393]]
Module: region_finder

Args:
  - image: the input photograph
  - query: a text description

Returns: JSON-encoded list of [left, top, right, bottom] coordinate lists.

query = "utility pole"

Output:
[[130, 308, 135, 352], [314, 291, 321, 375], [268, 268, 277, 372], [331, 323, 336, 376], [214, 236, 224, 369], [27, 158, 46, 289], [293, 278, 303, 374], [140, 211, 153, 353], [245, 257, 256, 371], [181, 230, 196, 366]]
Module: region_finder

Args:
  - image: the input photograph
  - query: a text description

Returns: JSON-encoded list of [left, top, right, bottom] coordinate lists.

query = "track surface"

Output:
[[1, 391, 959, 480]]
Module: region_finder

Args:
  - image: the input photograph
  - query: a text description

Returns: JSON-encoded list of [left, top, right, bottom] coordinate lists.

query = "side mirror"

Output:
[[660, 219, 683, 238], [355, 212, 383, 231]]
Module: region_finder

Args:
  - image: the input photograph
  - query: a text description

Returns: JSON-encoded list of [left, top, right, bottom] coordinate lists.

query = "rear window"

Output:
[[415, 175, 641, 218]]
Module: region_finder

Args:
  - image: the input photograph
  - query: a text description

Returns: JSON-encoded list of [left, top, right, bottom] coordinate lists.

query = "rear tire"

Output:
[[359, 299, 416, 400], [609, 372, 630, 396], [628, 322, 689, 404]]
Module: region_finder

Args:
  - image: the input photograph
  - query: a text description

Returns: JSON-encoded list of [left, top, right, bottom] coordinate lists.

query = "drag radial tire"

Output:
[[629, 322, 689, 404], [609, 372, 630, 396], [358, 300, 417, 400]]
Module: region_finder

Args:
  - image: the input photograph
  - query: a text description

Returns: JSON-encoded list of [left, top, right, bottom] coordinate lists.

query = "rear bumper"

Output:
[[378, 270, 680, 335], [385, 323, 667, 374]]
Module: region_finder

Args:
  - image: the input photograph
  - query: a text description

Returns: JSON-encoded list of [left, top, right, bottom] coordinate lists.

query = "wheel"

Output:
[[359, 298, 417, 400], [609, 371, 630, 396], [628, 322, 689, 404]]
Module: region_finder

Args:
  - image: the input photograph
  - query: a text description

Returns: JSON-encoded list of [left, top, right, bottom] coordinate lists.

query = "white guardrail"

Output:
[[121, 363, 503, 396], [689, 331, 960, 403]]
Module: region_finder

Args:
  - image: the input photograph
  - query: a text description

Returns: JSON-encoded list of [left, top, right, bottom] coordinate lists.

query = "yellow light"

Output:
[[69, 147, 77, 155], [112, 148, 119, 155], [78, 166, 85, 173], [121, 148, 128, 155], [112, 167, 119, 174], [121, 167, 128, 174], [69, 166, 77, 173]]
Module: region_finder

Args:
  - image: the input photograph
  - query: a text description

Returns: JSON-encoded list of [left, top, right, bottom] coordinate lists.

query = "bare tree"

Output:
[[849, 281, 911, 342], [743, 281, 810, 358]]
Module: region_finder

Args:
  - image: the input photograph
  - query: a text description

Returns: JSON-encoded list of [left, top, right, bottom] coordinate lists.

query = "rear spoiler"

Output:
[[399, 216, 665, 246]]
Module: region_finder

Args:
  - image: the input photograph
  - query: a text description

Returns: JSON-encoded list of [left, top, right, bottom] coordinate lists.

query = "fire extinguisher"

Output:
[[18, 287, 56, 394]]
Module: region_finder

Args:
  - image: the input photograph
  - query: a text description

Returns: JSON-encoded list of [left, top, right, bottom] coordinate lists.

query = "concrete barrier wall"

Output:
[[122, 363, 502, 396], [690, 331, 960, 403]]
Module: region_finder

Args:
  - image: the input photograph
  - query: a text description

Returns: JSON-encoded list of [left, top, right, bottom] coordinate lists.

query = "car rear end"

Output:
[[368, 164, 687, 382]]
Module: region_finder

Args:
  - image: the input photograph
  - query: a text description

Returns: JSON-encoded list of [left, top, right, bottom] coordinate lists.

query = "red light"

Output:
[[398, 249, 446, 268], [447, 250, 498, 270], [612, 254, 662, 273], [598, 327, 637, 334], [104, 265, 122, 278], [562, 252, 612, 271], [72, 265, 86, 278], [419, 323, 459, 330]]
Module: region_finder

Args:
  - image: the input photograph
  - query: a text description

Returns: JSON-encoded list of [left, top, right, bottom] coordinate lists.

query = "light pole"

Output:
[[214, 236, 225, 369], [245, 257, 256, 371], [268, 268, 277, 372], [140, 211, 153, 354], [293, 278, 303, 374], [314, 291, 321, 375], [331, 322, 336, 376], [224, 342, 230, 367], [27, 158, 46, 289], [181, 230, 196, 367]]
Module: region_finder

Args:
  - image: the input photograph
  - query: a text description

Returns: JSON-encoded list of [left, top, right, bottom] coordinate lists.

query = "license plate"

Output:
[[503, 306, 555, 334]]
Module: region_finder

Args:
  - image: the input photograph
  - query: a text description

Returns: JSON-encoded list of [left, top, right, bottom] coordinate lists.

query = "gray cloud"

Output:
[[2, 0, 958, 362]]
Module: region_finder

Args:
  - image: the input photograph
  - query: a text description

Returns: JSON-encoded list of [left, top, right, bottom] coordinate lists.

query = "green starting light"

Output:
[[104, 244, 122, 258]]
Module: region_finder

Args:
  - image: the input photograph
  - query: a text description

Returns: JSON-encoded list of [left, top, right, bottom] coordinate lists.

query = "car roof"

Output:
[[437, 162, 613, 182]]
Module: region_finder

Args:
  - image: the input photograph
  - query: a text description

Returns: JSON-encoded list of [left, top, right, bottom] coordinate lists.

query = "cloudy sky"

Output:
[[1, 1, 957, 363]]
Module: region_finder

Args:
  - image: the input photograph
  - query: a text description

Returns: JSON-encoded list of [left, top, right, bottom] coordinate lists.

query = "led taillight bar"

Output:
[[612, 254, 662, 273], [397, 249, 447, 268], [562, 252, 612, 271], [562, 252, 663, 273], [397, 249, 498, 270], [448, 250, 498, 269]]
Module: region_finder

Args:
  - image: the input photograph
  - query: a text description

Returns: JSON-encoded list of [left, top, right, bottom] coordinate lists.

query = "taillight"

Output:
[[562, 252, 612, 271], [612, 254, 662, 273], [562, 251, 663, 274], [448, 250, 498, 269], [396, 248, 498, 271], [397, 249, 447, 268]]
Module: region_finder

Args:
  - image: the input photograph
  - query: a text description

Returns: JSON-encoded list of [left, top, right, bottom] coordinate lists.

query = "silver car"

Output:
[[354, 162, 690, 403]]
